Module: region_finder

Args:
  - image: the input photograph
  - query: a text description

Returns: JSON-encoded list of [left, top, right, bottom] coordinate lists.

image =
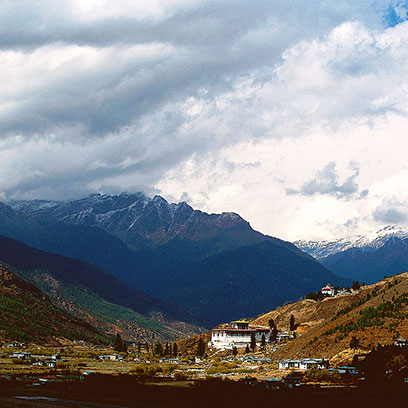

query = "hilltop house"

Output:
[[208, 320, 270, 350], [321, 283, 336, 297]]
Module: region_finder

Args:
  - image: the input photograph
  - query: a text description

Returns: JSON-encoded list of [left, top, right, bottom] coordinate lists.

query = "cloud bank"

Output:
[[1, 0, 408, 239]]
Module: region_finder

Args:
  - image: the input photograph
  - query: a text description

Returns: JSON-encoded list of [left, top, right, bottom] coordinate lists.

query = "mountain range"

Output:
[[296, 226, 408, 284], [295, 225, 408, 259], [0, 193, 348, 328]]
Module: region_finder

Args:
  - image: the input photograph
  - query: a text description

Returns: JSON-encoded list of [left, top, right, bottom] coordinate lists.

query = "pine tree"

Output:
[[289, 315, 296, 331], [197, 338, 205, 357], [352, 281, 361, 290], [232, 346, 238, 357], [154, 342, 164, 356], [114, 333, 123, 352], [268, 318, 277, 342], [164, 343, 170, 356], [270, 328, 277, 343], [261, 334, 266, 350], [350, 336, 360, 350], [245, 344, 250, 354], [173, 343, 178, 358], [250, 332, 256, 352]]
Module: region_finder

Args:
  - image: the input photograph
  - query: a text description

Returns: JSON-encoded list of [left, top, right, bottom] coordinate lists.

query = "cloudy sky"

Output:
[[1, 0, 408, 240]]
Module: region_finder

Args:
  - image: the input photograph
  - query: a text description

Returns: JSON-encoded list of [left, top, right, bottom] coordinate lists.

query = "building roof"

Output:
[[213, 327, 269, 333]]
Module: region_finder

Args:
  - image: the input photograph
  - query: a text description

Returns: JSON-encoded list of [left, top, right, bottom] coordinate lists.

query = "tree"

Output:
[[173, 343, 178, 358], [350, 336, 360, 350], [351, 355, 359, 366], [268, 319, 277, 343], [232, 346, 238, 357], [250, 332, 256, 352], [352, 281, 361, 290], [197, 338, 205, 357], [268, 318, 276, 330], [114, 333, 124, 352], [164, 343, 170, 356], [154, 342, 163, 356], [290, 315, 296, 331], [145, 342, 149, 353], [261, 334, 266, 350], [245, 345, 250, 354]]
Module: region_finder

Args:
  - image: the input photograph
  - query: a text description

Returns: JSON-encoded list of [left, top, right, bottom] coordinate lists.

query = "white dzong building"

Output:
[[208, 320, 270, 350]]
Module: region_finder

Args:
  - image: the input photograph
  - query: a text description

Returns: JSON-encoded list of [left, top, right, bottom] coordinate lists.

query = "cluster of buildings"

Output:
[[320, 283, 351, 298], [9, 351, 60, 368], [208, 320, 297, 350]]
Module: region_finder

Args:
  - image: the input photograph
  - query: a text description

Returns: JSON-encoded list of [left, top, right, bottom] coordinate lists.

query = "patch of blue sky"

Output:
[[373, 0, 408, 27]]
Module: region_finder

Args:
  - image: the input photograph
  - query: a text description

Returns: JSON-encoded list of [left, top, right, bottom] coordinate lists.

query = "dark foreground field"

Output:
[[1, 376, 407, 408]]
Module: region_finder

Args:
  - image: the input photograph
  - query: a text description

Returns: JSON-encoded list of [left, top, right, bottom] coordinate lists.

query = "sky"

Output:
[[1, 0, 408, 241]]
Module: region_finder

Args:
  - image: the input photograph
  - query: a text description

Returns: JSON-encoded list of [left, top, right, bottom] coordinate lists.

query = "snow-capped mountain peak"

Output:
[[294, 225, 408, 259]]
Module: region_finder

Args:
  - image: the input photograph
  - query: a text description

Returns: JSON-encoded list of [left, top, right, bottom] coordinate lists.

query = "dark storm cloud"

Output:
[[0, 0, 381, 137], [0, 0, 394, 200]]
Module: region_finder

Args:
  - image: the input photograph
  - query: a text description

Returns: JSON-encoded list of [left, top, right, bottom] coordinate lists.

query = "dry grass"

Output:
[[255, 273, 408, 363]]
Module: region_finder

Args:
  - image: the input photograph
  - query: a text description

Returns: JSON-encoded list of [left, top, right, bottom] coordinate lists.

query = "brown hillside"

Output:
[[253, 273, 408, 362]]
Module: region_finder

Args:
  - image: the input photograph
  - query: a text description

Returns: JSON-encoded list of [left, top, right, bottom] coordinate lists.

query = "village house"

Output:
[[208, 320, 270, 350], [99, 354, 124, 361], [276, 330, 295, 343], [394, 338, 408, 347], [278, 358, 329, 370], [321, 283, 336, 297], [9, 352, 32, 361], [46, 359, 57, 368]]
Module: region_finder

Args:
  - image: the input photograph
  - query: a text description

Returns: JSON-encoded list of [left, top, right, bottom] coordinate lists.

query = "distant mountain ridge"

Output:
[[10, 193, 310, 257], [295, 225, 408, 259], [11, 193, 249, 250], [295, 225, 408, 284], [4, 193, 349, 327]]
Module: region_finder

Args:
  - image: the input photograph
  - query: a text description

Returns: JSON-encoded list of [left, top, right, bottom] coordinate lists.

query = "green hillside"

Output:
[[0, 265, 108, 344], [0, 235, 203, 342]]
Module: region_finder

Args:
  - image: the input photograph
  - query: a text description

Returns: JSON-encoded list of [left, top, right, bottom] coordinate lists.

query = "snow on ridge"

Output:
[[295, 225, 408, 259]]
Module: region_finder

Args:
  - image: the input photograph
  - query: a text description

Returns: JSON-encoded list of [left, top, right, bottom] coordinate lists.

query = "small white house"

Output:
[[9, 352, 31, 361], [321, 283, 336, 297], [99, 354, 123, 361], [278, 358, 328, 370], [208, 320, 270, 350], [46, 359, 57, 368], [276, 330, 295, 343]]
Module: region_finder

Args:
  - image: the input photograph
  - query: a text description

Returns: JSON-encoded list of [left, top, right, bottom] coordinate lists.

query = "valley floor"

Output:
[[1, 380, 408, 408]]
